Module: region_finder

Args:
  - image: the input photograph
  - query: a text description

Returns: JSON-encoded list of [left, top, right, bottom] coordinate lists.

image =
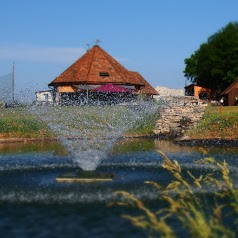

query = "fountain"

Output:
[[30, 102, 158, 182]]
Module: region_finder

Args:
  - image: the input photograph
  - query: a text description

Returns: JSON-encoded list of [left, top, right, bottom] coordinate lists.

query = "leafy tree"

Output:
[[184, 22, 238, 93]]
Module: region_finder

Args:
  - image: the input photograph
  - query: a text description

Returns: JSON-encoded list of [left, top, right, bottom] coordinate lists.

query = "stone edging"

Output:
[[154, 96, 207, 137]]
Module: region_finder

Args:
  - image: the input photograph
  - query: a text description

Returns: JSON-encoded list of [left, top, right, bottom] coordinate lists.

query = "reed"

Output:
[[110, 150, 237, 237]]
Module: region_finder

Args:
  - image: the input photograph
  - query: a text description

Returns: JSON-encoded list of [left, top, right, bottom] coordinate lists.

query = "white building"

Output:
[[35, 90, 53, 105]]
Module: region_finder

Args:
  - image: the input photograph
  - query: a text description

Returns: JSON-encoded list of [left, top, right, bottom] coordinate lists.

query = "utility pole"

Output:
[[12, 62, 15, 102]]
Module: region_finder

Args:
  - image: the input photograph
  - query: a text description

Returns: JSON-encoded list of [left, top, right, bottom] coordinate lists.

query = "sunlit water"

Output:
[[0, 139, 238, 237]]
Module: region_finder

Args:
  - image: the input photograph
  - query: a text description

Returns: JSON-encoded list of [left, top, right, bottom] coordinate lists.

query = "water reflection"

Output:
[[0, 140, 67, 155], [1, 138, 238, 159], [0, 138, 238, 237], [112, 138, 202, 156]]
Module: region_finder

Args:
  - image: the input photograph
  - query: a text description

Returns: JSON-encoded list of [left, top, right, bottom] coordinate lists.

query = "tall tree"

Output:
[[184, 22, 238, 93]]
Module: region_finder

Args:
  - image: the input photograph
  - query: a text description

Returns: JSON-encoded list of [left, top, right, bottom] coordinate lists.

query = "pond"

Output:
[[0, 139, 238, 237]]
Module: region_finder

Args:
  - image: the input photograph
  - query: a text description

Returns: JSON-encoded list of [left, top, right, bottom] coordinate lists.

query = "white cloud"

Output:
[[0, 44, 86, 62]]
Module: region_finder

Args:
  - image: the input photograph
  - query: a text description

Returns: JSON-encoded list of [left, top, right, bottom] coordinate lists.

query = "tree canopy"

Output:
[[184, 22, 238, 93]]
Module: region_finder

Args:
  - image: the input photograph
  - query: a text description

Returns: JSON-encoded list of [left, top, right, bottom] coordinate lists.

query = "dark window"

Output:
[[43, 94, 49, 100], [99, 72, 110, 77]]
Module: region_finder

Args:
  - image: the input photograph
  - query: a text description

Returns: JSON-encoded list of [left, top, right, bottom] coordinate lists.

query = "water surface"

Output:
[[0, 139, 237, 237]]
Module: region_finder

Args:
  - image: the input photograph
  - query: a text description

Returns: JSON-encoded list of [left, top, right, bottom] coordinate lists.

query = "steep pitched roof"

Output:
[[221, 79, 238, 95], [130, 72, 158, 95], [49, 45, 144, 87]]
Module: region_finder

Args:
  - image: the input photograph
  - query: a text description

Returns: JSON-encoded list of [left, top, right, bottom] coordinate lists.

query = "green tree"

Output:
[[184, 22, 238, 93]]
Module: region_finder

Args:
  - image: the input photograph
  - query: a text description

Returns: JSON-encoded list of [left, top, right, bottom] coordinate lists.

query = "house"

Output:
[[35, 90, 53, 105], [48, 45, 157, 105], [220, 79, 238, 106], [184, 84, 215, 100]]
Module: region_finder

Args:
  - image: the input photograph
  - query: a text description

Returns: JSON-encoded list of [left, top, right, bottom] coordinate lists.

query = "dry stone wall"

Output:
[[154, 96, 207, 137]]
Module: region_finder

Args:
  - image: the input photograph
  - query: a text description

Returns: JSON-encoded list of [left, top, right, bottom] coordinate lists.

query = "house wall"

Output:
[[35, 91, 53, 105], [57, 86, 75, 93], [193, 86, 214, 99], [227, 87, 238, 106], [185, 85, 215, 100]]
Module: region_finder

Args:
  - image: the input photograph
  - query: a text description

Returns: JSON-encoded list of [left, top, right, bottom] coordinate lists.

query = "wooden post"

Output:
[[12, 62, 15, 102]]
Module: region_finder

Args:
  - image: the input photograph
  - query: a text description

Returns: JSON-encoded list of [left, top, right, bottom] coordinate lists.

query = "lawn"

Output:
[[0, 107, 54, 138], [185, 106, 238, 139], [1, 104, 237, 140], [0, 105, 158, 139]]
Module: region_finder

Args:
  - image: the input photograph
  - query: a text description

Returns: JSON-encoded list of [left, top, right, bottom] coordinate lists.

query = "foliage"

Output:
[[184, 22, 238, 93], [111, 150, 238, 237]]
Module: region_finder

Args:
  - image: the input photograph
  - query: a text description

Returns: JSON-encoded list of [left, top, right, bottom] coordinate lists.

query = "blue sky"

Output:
[[0, 0, 238, 101]]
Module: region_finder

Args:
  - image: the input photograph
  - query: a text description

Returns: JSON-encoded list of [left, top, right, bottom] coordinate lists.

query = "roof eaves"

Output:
[[221, 79, 238, 95]]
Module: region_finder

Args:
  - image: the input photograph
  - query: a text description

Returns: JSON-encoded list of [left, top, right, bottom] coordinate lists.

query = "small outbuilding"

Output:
[[35, 90, 53, 105], [184, 84, 215, 100], [220, 79, 238, 106]]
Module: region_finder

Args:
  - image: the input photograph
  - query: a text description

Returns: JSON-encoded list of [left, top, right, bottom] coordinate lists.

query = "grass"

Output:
[[185, 106, 238, 139], [0, 104, 159, 139], [1, 104, 237, 140], [125, 111, 158, 136], [0, 107, 54, 138], [110, 150, 238, 237]]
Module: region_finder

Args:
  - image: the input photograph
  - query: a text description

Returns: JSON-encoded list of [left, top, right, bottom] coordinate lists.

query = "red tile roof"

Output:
[[130, 72, 158, 95], [49, 45, 145, 87]]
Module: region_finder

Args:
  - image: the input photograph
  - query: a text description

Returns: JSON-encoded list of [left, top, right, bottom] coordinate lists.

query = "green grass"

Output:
[[32, 105, 159, 138], [0, 105, 159, 139], [0, 107, 54, 138], [2, 104, 237, 140], [125, 111, 158, 136], [185, 106, 238, 139]]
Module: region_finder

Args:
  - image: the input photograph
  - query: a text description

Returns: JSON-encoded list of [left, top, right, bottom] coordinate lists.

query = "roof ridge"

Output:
[[101, 48, 144, 86], [85, 46, 97, 82], [100, 48, 127, 84]]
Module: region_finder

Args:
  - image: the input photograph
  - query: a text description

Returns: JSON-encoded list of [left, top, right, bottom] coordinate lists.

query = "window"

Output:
[[43, 94, 49, 101], [99, 71, 110, 77]]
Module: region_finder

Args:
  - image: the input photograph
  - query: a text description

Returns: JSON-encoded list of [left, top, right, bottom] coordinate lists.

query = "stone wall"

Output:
[[154, 96, 207, 137], [155, 86, 184, 97]]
